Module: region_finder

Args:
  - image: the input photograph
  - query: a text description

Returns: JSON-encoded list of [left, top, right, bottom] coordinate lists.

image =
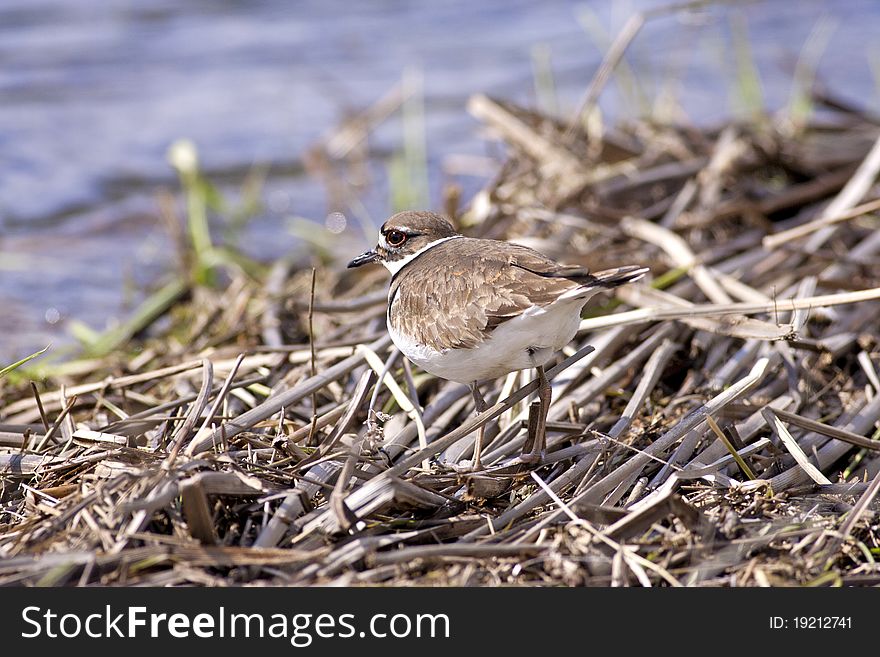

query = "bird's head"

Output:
[[347, 211, 461, 275]]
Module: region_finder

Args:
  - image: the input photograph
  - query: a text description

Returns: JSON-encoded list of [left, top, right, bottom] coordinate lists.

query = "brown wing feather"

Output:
[[389, 238, 646, 351], [389, 239, 582, 351]]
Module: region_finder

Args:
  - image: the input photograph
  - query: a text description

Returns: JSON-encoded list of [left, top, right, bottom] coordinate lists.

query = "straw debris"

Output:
[[3, 74, 880, 588]]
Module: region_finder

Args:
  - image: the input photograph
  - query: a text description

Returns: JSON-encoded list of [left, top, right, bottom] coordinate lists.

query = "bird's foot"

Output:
[[516, 450, 545, 466], [451, 459, 484, 474]]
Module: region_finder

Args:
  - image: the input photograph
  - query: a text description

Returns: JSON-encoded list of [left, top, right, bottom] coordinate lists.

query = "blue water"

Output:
[[2, 0, 879, 359]]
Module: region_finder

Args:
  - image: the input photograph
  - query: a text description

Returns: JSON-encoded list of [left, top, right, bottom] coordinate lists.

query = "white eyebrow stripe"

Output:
[[382, 235, 462, 276]]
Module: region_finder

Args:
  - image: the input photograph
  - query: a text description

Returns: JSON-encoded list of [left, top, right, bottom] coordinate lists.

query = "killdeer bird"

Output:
[[348, 211, 647, 469]]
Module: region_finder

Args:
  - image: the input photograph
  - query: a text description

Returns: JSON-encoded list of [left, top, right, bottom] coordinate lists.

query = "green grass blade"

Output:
[[0, 344, 50, 379], [80, 278, 190, 357]]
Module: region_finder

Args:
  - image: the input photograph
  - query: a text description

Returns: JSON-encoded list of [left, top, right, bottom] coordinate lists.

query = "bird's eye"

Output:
[[386, 230, 407, 247]]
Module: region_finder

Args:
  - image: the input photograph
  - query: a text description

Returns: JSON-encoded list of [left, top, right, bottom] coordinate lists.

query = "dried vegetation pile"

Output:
[[2, 84, 880, 586]]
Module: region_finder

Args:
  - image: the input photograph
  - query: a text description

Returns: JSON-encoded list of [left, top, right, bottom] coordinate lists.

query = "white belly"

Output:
[[388, 296, 589, 384]]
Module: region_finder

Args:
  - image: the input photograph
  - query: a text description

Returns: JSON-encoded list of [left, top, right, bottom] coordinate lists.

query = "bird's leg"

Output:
[[522, 365, 551, 463], [470, 381, 487, 471]]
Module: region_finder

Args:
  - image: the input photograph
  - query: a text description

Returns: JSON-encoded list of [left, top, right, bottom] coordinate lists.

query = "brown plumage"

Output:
[[388, 237, 644, 352], [347, 210, 647, 468]]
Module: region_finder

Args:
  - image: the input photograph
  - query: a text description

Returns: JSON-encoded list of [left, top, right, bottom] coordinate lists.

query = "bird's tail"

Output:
[[555, 264, 648, 303], [589, 265, 650, 288]]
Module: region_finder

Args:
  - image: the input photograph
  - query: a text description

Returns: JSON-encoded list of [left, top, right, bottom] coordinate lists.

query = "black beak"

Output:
[[347, 249, 379, 268]]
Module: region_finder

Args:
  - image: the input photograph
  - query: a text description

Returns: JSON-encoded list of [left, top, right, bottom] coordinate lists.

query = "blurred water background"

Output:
[[2, 0, 880, 360]]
